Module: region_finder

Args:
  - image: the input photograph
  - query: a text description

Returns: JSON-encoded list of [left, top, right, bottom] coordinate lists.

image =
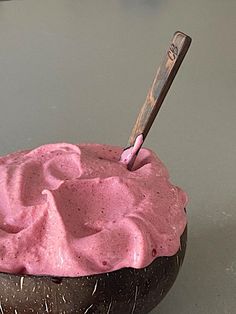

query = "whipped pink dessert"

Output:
[[0, 143, 187, 277]]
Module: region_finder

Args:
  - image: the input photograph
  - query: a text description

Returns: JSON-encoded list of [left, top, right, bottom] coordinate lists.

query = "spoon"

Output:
[[120, 31, 192, 170]]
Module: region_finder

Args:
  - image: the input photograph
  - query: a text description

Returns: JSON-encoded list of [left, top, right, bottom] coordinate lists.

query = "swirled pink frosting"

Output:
[[0, 143, 187, 276]]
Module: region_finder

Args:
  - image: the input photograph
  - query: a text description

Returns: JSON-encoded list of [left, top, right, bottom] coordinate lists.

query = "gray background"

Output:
[[0, 0, 235, 313]]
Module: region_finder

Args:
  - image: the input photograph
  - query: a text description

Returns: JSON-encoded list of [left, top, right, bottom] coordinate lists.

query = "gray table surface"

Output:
[[0, 1, 235, 313]]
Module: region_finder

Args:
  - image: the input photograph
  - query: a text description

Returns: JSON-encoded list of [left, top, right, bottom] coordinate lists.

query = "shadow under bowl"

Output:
[[0, 227, 187, 314]]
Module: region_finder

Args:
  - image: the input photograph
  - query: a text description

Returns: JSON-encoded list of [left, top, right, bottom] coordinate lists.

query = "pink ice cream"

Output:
[[0, 142, 187, 277]]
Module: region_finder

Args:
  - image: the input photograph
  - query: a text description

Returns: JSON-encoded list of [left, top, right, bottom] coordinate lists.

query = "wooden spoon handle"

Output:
[[128, 31, 191, 147]]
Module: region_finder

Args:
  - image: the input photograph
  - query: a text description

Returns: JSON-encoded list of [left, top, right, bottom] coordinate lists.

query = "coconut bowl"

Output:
[[0, 226, 187, 314]]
